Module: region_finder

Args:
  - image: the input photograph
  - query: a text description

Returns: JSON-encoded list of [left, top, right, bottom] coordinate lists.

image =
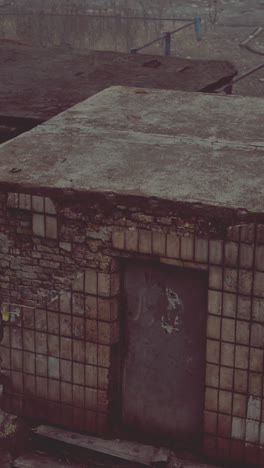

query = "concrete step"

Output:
[[12, 452, 85, 468]]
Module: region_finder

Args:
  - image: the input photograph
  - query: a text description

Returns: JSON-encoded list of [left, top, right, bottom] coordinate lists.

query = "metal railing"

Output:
[[215, 63, 264, 94], [130, 17, 202, 56]]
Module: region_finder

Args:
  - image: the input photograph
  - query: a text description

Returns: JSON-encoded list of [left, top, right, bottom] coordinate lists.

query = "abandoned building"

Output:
[[0, 41, 263, 468]]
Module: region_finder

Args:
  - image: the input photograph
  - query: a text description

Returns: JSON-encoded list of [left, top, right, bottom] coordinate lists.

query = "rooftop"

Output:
[[0, 86, 263, 222], [1, 41, 236, 120]]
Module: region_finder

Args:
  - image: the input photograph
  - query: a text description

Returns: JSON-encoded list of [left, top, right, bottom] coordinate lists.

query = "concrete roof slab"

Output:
[[0, 86, 263, 218], [0, 42, 236, 120]]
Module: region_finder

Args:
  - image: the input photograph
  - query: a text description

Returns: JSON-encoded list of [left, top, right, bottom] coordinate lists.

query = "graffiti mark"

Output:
[[130, 274, 184, 334], [161, 288, 184, 335]]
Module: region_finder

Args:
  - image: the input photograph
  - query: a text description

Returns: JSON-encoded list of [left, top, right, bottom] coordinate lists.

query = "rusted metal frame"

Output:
[[130, 18, 201, 56]]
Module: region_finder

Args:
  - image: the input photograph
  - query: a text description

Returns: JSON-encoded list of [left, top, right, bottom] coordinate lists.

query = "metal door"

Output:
[[122, 260, 207, 446]]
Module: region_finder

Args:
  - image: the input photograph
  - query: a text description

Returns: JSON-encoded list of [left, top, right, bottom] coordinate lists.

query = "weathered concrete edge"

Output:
[[1, 181, 263, 225]]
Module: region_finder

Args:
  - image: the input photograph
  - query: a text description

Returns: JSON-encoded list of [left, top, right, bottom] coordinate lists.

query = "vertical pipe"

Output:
[[163, 32, 171, 56], [194, 17, 202, 41]]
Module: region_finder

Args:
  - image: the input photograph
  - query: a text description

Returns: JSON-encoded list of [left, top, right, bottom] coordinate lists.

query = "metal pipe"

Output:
[[163, 32, 171, 56], [133, 34, 164, 52], [232, 63, 264, 84], [215, 63, 264, 93], [194, 17, 202, 41]]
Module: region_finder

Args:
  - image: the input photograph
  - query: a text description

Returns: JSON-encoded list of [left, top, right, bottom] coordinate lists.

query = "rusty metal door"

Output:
[[122, 260, 207, 446]]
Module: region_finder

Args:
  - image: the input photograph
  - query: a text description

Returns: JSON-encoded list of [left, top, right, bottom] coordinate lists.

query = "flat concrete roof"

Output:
[[0, 86, 263, 221], [0, 41, 236, 120]]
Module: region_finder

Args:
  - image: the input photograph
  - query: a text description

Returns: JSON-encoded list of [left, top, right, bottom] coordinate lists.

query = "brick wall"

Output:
[[0, 190, 263, 466]]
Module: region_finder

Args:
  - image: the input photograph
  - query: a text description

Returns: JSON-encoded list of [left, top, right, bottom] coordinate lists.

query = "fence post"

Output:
[[163, 32, 171, 56], [194, 17, 202, 41], [130, 48, 138, 54]]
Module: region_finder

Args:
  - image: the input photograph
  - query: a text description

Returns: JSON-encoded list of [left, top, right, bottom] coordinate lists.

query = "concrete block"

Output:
[[209, 266, 223, 290], [72, 273, 84, 292], [249, 348, 263, 372], [85, 295, 97, 319], [60, 291, 71, 314], [152, 231, 166, 256], [19, 193, 31, 210], [247, 396, 261, 421], [208, 290, 222, 316], [221, 318, 235, 343], [98, 344, 110, 368], [223, 268, 238, 292], [205, 387, 218, 411], [86, 342, 98, 366], [234, 369, 247, 393], [45, 197, 57, 214], [86, 319, 98, 342], [222, 292, 236, 318], [245, 420, 260, 444], [227, 225, 240, 242], [72, 316, 85, 339], [32, 195, 44, 212], [85, 387, 97, 410], [85, 364, 97, 388], [45, 215, 58, 239], [255, 245, 264, 271], [220, 367, 233, 391], [98, 297, 119, 322], [238, 269, 253, 295], [206, 339, 220, 364], [237, 295, 251, 320], [241, 224, 255, 243], [209, 239, 223, 264], [205, 363, 219, 387], [232, 417, 245, 440], [206, 315, 221, 340], [233, 393, 247, 418], [254, 272, 264, 297], [166, 234, 180, 259], [61, 382, 73, 404], [240, 243, 254, 269], [195, 238, 208, 263], [48, 335, 59, 358], [48, 356, 60, 379], [138, 230, 152, 254], [180, 236, 194, 261], [221, 342, 234, 367], [85, 269, 97, 295], [224, 241, 239, 267], [112, 228, 125, 250], [7, 192, 19, 208], [32, 213, 45, 237], [236, 321, 250, 345], [250, 323, 264, 348], [73, 362, 85, 386], [125, 229, 138, 251], [59, 242, 72, 252], [235, 345, 249, 369]]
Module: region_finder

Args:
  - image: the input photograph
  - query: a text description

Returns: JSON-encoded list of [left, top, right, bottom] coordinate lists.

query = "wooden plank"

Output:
[[12, 453, 82, 468], [33, 425, 170, 466]]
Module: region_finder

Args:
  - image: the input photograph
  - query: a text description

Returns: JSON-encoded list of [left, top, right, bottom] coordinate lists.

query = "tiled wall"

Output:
[[0, 191, 263, 466]]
